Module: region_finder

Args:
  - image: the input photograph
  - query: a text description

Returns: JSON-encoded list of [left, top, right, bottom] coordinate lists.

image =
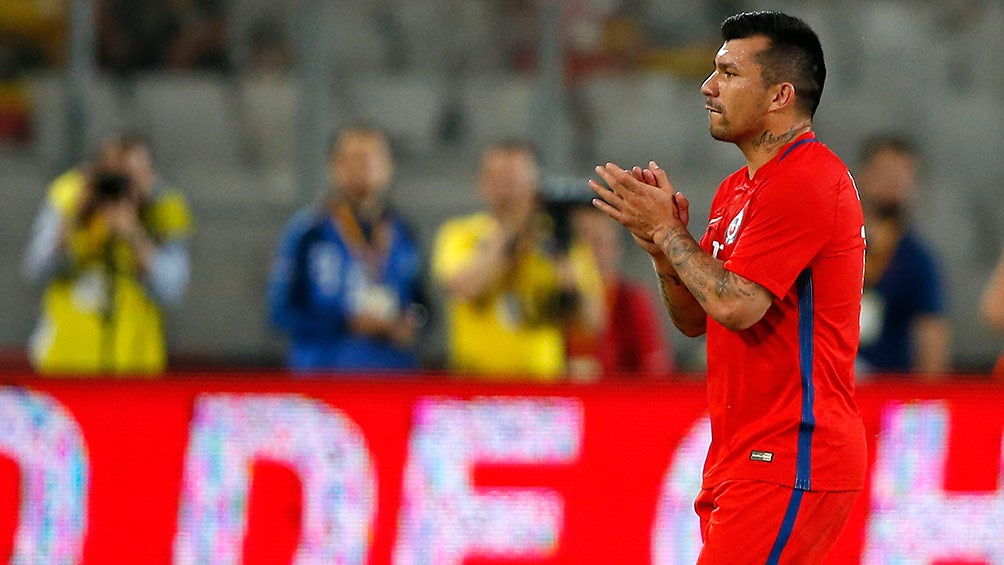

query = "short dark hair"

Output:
[[859, 133, 919, 164], [721, 11, 826, 118]]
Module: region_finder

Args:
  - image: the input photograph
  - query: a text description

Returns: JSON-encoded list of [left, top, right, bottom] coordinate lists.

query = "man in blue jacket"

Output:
[[268, 124, 425, 372], [855, 134, 950, 375]]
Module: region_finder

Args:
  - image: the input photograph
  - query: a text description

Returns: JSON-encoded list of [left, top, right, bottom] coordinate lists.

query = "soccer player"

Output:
[[589, 11, 867, 563]]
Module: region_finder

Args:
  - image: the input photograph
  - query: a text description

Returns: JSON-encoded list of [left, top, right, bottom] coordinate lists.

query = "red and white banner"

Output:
[[1, 374, 1002, 564]]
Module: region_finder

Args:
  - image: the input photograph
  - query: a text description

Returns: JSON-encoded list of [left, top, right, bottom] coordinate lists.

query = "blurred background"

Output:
[[0, 0, 1001, 372]]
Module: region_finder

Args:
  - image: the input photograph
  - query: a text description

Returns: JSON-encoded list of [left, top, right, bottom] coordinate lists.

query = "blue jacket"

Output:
[[858, 230, 946, 372], [267, 204, 423, 372]]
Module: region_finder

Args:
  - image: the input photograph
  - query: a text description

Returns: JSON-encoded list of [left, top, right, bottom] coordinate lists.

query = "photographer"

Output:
[[23, 134, 193, 375], [431, 140, 602, 380]]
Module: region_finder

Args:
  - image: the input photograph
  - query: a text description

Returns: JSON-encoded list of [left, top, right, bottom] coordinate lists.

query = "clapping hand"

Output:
[[588, 161, 691, 256]]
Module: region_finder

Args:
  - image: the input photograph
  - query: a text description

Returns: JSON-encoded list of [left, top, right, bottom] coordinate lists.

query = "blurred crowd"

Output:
[[0, 0, 764, 147], [20, 122, 1004, 381], [4, 0, 1004, 379], [24, 125, 676, 381]]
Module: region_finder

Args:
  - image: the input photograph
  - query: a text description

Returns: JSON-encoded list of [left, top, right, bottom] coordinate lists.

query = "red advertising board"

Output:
[[0, 374, 1002, 564]]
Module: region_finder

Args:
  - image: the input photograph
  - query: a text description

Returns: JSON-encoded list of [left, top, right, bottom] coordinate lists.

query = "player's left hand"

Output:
[[588, 161, 682, 243]]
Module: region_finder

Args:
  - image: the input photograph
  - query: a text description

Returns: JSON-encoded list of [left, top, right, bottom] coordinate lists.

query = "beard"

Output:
[[708, 111, 756, 144], [708, 117, 734, 142]]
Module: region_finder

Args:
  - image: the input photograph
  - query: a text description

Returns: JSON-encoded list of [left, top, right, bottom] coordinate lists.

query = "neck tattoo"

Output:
[[751, 123, 810, 152]]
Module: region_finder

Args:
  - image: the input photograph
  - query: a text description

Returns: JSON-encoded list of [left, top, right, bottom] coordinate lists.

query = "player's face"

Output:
[[700, 36, 774, 143], [330, 131, 393, 203]]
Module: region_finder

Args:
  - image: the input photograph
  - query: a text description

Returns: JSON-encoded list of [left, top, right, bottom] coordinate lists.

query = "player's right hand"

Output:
[[644, 162, 690, 228]]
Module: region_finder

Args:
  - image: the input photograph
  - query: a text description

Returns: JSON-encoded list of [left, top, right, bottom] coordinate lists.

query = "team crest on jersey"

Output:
[[724, 207, 745, 245]]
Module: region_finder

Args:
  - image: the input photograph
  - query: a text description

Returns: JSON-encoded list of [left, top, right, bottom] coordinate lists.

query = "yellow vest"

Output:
[[432, 212, 601, 381], [30, 170, 193, 375]]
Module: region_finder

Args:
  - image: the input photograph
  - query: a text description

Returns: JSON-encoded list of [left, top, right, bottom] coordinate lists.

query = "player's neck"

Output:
[[740, 120, 813, 177]]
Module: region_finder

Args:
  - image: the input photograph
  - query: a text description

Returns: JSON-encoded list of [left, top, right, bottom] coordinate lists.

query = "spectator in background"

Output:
[[268, 125, 425, 373], [0, 0, 66, 145], [980, 248, 1004, 376], [565, 204, 674, 379], [244, 8, 293, 74], [855, 134, 951, 375], [0, 46, 33, 146], [22, 133, 193, 375], [98, 0, 179, 73], [98, 0, 228, 73], [165, 0, 228, 71], [431, 140, 602, 381]]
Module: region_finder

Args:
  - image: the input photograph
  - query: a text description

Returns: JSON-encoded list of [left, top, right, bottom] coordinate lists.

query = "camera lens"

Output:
[[95, 172, 129, 200]]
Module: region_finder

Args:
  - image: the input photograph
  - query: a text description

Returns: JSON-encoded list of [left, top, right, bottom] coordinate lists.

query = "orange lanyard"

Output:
[[332, 202, 391, 281]]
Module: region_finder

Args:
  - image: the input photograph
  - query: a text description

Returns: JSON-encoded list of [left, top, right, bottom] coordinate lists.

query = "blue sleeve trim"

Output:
[[778, 137, 820, 162]]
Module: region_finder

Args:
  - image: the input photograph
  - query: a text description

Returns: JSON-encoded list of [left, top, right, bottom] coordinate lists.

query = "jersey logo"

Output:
[[724, 207, 745, 245], [750, 450, 774, 463]]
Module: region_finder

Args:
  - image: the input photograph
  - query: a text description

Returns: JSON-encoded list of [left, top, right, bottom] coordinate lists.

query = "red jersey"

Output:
[[697, 133, 867, 491]]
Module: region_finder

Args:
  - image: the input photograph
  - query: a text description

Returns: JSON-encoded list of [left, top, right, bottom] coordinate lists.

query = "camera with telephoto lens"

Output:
[[539, 175, 592, 320], [93, 171, 131, 201], [540, 175, 592, 255]]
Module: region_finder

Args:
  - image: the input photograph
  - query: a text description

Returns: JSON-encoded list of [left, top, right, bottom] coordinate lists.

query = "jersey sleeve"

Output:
[[725, 171, 836, 299], [699, 174, 736, 253]]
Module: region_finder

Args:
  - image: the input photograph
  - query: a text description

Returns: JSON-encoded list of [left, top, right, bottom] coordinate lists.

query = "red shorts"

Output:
[[695, 480, 859, 565]]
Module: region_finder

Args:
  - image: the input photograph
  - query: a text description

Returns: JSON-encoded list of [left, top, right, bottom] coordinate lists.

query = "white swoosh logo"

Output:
[[708, 216, 723, 225]]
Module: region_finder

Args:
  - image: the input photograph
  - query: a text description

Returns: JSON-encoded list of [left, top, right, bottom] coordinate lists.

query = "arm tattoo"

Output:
[[658, 228, 758, 306], [716, 271, 760, 300], [659, 229, 708, 302], [659, 272, 683, 286], [657, 272, 685, 322]]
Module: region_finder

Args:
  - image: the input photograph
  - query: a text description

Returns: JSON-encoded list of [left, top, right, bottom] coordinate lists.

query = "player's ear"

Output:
[[768, 82, 796, 113]]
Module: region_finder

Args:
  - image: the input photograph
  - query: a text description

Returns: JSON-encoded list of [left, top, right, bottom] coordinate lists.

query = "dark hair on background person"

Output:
[[721, 11, 826, 118], [859, 132, 920, 164]]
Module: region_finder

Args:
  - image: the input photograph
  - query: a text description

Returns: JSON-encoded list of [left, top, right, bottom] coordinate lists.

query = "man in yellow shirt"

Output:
[[22, 134, 193, 375], [432, 140, 601, 380]]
